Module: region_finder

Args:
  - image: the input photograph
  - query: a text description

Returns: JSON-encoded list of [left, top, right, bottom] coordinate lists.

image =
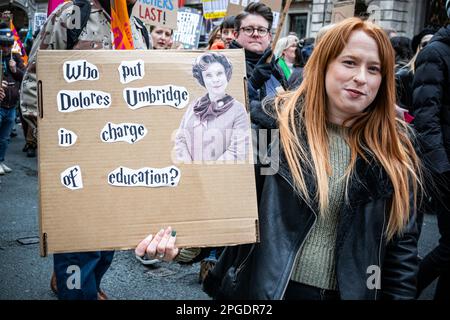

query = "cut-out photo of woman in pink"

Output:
[[175, 52, 249, 162]]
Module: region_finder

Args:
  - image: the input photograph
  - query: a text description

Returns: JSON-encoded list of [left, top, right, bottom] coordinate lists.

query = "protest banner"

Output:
[[132, 0, 178, 29], [37, 50, 258, 255], [331, 0, 355, 23], [226, 0, 282, 29], [202, 0, 228, 20], [173, 7, 203, 49], [111, 0, 135, 49], [33, 12, 47, 33]]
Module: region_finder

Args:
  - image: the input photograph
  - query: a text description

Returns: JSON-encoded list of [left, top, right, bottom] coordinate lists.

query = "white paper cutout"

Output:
[[272, 11, 280, 29], [57, 90, 111, 113], [123, 85, 190, 110], [61, 165, 83, 190], [100, 122, 148, 144], [63, 60, 99, 83], [108, 166, 181, 188], [118, 60, 145, 84], [58, 128, 78, 147]]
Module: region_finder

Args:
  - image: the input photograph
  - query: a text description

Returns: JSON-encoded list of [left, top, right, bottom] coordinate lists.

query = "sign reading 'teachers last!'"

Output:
[[132, 0, 178, 29], [36, 50, 258, 256]]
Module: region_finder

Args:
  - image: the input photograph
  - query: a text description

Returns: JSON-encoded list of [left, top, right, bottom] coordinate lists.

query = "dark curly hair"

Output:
[[234, 2, 273, 31], [390, 36, 413, 62], [192, 52, 233, 87]]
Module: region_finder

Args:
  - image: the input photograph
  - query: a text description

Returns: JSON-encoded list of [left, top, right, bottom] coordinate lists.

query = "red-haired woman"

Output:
[[135, 18, 423, 300]]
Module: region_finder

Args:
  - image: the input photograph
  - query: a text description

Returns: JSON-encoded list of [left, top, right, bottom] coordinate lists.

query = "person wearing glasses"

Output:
[[228, 2, 273, 79]]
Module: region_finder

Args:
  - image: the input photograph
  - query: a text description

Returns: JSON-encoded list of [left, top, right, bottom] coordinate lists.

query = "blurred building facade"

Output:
[[285, 0, 442, 39], [1, 0, 447, 42]]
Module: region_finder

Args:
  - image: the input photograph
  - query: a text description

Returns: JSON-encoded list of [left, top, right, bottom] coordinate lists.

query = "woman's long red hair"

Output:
[[272, 18, 422, 240]]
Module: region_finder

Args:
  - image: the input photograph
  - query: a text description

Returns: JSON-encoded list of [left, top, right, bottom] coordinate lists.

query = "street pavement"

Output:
[[0, 125, 439, 300]]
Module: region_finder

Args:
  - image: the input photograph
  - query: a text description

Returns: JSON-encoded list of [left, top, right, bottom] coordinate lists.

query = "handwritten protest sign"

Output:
[[33, 12, 47, 33], [173, 7, 203, 49], [331, 0, 355, 23], [37, 50, 258, 255], [132, 0, 178, 29], [202, 0, 228, 20]]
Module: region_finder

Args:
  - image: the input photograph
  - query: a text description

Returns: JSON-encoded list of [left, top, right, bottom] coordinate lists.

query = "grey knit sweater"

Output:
[[290, 122, 350, 290]]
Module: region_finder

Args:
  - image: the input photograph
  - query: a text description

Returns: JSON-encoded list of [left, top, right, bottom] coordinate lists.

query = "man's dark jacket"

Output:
[[412, 25, 450, 175]]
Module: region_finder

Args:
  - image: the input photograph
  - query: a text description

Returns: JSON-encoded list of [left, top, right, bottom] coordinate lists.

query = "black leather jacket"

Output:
[[203, 106, 419, 300]]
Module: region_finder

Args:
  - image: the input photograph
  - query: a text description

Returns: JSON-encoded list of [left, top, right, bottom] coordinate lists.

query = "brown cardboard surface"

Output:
[[331, 0, 355, 23], [226, 0, 282, 18], [37, 49, 258, 256]]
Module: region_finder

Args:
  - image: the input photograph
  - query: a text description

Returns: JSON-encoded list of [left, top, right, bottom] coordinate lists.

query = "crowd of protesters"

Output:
[[1, 0, 449, 301]]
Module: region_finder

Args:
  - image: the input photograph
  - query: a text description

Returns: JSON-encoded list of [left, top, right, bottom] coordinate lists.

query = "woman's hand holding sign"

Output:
[[135, 227, 179, 262]]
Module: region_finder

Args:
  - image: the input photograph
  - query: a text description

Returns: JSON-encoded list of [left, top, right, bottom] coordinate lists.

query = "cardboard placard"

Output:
[[173, 7, 203, 49], [366, 4, 381, 24], [132, 0, 178, 29], [33, 12, 47, 34], [37, 50, 258, 255], [331, 0, 355, 23], [202, 0, 229, 20], [226, 0, 282, 29]]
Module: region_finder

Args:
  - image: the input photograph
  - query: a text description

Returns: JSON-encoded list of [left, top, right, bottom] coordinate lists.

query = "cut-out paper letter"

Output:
[[123, 85, 189, 110], [100, 122, 147, 144], [108, 166, 181, 188], [61, 165, 83, 190], [63, 60, 99, 83], [57, 90, 111, 113], [58, 128, 78, 147], [118, 60, 145, 84]]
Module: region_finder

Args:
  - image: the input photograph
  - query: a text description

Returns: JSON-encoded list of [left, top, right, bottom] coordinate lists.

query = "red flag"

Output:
[[10, 20, 28, 65], [111, 0, 135, 50]]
